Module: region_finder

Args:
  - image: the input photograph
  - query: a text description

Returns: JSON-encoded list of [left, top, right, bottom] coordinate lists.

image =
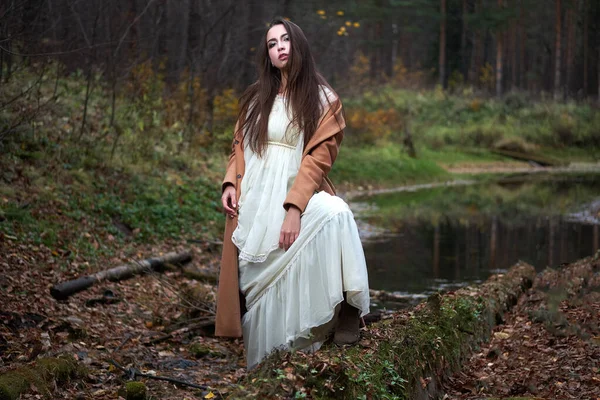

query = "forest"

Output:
[[2, 0, 600, 152], [1, 1, 600, 399]]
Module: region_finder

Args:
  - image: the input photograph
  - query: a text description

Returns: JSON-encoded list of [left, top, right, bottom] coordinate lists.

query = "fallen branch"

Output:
[[107, 359, 212, 391], [146, 318, 215, 345], [50, 251, 192, 300], [491, 149, 566, 166]]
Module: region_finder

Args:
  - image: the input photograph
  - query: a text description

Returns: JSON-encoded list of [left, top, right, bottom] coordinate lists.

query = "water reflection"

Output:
[[358, 174, 600, 303]]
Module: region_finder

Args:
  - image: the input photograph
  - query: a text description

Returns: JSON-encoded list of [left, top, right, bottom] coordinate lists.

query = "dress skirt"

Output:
[[238, 191, 371, 369]]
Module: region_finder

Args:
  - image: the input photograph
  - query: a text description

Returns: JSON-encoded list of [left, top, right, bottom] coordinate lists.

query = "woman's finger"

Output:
[[284, 232, 291, 251], [222, 194, 234, 214]]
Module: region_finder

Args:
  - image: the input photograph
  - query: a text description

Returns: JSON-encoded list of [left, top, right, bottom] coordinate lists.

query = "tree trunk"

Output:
[[496, 0, 503, 97], [519, 0, 526, 89], [565, 0, 576, 98], [461, 0, 469, 81], [439, 0, 447, 88], [78, 11, 100, 141], [511, 1, 518, 91], [167, 0, 190, 83], [554, 0, 562, 100], [50, 251, 193, 300], [583, 0, 589, 96], [470, 0, 483, 85]]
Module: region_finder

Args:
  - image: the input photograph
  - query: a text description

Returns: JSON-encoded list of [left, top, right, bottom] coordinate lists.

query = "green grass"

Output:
[[357, 173, 600, 229], [345, 87, 600, 155], [418, 147, 510, 165], [330, 144, 450, 187]]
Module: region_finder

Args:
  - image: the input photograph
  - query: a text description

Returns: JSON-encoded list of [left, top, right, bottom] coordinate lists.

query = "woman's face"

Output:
[[266, 24, 290, 70]]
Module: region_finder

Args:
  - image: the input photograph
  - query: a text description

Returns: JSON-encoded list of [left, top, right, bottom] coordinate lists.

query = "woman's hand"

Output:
[[221, 185, 237, 218], [279, 206, 301, 251]]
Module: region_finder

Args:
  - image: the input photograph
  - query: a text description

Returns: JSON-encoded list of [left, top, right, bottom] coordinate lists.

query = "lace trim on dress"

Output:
[[235, 242, 280, 263]]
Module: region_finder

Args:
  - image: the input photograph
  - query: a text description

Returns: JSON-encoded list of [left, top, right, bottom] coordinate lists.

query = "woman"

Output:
[[215, 17, 370, 369]]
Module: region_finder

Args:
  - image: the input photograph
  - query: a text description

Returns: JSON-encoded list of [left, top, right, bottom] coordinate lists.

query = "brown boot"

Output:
[[333, 300, 360, 345]]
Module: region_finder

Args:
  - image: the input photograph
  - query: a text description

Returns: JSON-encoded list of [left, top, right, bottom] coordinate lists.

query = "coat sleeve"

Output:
[[283, 101, 345, 213], [222, 121, 241, 193]]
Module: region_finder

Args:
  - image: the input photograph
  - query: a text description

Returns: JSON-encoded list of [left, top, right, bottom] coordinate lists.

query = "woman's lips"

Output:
[[278, 54, 288, 61]]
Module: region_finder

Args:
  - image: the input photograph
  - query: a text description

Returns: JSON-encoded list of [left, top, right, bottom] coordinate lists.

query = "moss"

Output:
[[0, 355, 83, 400], [228, 262, 535, 399], [36, 356, 81, 382], [189, 343, 211, 358], [125, 381, 147, 400], [0, 371, 29, 400]]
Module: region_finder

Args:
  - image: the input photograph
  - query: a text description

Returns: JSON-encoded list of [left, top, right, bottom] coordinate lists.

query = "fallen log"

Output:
[[491, 149, 567, 167], [228, 261, 536, 400], [50, 251, 192, 300]]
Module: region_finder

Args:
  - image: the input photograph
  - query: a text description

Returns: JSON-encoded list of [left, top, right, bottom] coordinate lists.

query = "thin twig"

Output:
[[112, 333, 133, 354], [164, 316, 215, 333], [149, 271, 216, 315], [146, 318, 216, 345], [107, 358, 213, 391]]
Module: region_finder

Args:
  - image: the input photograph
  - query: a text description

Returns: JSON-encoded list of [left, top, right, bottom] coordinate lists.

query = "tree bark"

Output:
[[554, 0, 562, 100], [461, 0, 469, 81], [50, 251, 193, 300], [496, 0, 504, 97], [439, 0, 447, 88], [565, 0, 576, 97], [470, 0, 483, 86], [511, 1, 517, 91], [519, 0, 526, 89], [583, 0, 589, 96]]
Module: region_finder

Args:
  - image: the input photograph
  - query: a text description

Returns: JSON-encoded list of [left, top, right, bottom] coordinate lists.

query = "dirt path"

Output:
[[441, 161, 600, 174]]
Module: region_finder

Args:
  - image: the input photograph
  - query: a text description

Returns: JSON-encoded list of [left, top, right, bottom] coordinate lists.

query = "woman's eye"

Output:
[[268, 42, 275, 48], [283, 36, 289, 42]]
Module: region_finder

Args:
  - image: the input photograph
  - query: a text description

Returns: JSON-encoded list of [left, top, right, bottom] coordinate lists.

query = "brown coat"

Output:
[[215, 99, 346, 337]]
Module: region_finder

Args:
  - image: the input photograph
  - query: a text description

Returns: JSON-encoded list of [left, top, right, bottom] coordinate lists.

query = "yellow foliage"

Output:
[[391, 59, 426, 88], [346, 107, 403, 144], [349, 51, 371, 87], [317, 9, 326, 15], [345, 21, 352, 26], [448, 70, 464, 92], [206, 88, 240, 151], [126, 60, 165, 98], [213, 89, 239, 128], [478, 63, 495, 91], [469, 99, 483, 112], [163, 70, 207, 128], [337, 11, 344, 16], [353, 22, 360, 28]]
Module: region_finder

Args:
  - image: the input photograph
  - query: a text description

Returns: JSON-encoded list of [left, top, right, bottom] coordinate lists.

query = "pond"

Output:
[[353, 173, 600, 309]]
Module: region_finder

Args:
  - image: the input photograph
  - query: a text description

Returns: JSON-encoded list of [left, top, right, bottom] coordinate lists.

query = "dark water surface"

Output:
[[355, 173, 600, 306]]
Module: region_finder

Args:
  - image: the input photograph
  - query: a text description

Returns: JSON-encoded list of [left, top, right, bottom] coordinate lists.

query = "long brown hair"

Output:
[[236, 17, 336, 156]]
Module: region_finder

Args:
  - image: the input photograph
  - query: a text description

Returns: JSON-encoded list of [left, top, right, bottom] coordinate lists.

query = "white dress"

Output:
[[232, 90, 370, 369]]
